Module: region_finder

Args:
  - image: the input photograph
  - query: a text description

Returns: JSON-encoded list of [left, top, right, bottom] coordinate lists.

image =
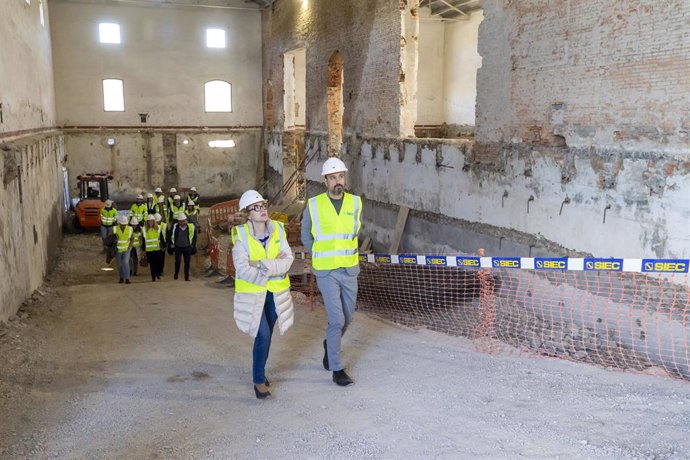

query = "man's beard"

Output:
[[332, 185, 344, 194]]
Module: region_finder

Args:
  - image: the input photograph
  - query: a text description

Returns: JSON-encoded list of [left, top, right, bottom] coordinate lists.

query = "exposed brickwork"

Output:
[[262, 0, 404, 137], [477, 0, 690, 152]]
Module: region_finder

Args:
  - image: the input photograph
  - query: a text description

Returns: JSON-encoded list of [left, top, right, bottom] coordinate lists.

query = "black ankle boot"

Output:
[[254, 385, 271, 399], [332, 369, 354, 386]]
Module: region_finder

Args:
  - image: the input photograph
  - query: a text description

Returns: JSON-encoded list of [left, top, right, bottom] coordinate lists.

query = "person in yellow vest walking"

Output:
[[115, 215, 133, 284], [155, 213, 167, 278], [169, 213, 196, 281], [169, 195, 185, 225], [156, 195, 168, 223], [100, 199, 118, 252], [129, 217, 142, 277], [143, 215, 164, 282], [301, 157, 362, 387], [232, 190, 294, 399], [129, 194, 148, 223]]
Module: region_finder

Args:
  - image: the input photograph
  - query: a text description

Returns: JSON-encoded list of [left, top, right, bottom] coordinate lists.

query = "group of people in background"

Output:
[[100, 186, 200, 284]]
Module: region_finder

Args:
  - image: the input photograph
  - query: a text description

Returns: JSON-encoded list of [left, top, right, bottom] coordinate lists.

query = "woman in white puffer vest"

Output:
[[231, 190, 294, 399]]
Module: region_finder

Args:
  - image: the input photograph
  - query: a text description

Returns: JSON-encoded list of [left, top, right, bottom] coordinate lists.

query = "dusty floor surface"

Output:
[[1, 234, 690, 459]]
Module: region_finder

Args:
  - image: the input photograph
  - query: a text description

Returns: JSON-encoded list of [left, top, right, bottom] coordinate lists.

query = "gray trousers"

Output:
[[316, 269, 358, 372]]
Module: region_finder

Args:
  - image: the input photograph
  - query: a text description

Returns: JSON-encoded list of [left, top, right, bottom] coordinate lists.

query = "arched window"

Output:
[[205, 80, 232, 112]]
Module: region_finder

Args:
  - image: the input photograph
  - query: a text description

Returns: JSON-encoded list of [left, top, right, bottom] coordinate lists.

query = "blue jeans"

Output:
[[100, 225, 113, 248], [253, 292, 277, 385], [115, 250, 131, 280]]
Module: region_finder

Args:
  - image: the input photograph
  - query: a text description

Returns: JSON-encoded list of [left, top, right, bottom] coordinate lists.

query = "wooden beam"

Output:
[[389, 206, 410, 254]]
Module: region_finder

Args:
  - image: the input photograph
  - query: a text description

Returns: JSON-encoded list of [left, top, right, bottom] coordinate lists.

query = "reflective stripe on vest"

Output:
[[144, 226, 162, 251], [130, 203, 147, 221], [159, 223, 167, 243], [115, 226, 133, 253], [131, 229, 142, 248], [171, 204, 185, 218], [231, 222, 290, 293], [171, 223, 195, 246], [309, 193, 361, 270], [101, 208, 118, 226]]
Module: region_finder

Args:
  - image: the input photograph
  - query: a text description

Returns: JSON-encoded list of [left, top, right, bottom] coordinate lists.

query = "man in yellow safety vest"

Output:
[[115, 215, 133, 284], [100, 199, 118, 251], [301, 157, 362, 387]]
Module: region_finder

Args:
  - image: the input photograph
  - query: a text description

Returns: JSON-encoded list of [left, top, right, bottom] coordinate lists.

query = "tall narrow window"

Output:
[[206, 29, 226, 48], [103, 79, 125, 112], [204, 80, 232, 112], [99, 23, 121, 44], [39, 0, 44, 27]]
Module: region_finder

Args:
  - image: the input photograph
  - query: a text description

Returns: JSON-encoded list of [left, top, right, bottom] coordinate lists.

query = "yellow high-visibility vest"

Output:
[[171, 223, 195, 246], [131, 229, 142, 248], [101, 208, 118, 226], [129, 203, 147, 222], [115, 225, 133, 253], [231, 222, 291, 293], [308, 193, 361, 270], [144, 226, 162, 251]]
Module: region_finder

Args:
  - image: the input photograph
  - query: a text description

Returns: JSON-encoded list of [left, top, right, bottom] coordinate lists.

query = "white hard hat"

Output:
[[146, 214, 155, 221], [146, 193, 153, 198], [136, 194, 144, 200], [154, 213, 162, 222], [154, 187, 162, 193], [169, 187, 177, 193], [190, 187, 197, 192], [239, 190, 265, 211], [187, 199, 195, 205], [321, 157, 348, 176], [157, 196, 165, 203], [105, 200, 113, 207], [129, 217, 139, 225], [177, 213, 187, 221], [173, 195, 181, 200], [117, 215, 128, 225]]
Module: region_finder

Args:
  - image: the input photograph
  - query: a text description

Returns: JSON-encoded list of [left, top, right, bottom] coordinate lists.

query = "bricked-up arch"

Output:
[[327, 51, 344, 157]]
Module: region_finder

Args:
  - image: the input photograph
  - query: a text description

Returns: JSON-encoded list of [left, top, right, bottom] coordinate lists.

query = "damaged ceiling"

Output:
[[420, 0, 482, 20]]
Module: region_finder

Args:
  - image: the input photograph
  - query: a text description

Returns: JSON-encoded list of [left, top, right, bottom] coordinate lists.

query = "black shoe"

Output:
[[174, 274, 178, 280], [264, 378, 270, 387], [118, 278, 124, 284], [322, 339, 329, 371], [332, 369, 354, 386], [152, 278, 156, 282], [125, 279, 131, 284], [185, 277, 190, 281], [254, 385, 271, 399]]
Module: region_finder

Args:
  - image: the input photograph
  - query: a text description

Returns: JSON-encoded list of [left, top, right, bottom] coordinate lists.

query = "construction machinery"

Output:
[[64, 173, 113, 232]]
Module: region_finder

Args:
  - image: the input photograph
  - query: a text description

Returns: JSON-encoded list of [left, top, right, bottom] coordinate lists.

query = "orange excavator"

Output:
[[65, 173, 113, 232]]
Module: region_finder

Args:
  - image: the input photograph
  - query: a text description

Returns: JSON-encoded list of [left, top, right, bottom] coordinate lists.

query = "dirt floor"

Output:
[[1, 233, 690, 459]]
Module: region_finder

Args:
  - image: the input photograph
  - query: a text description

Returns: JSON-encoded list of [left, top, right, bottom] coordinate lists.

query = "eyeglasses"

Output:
[[249, 204, 267, 212]]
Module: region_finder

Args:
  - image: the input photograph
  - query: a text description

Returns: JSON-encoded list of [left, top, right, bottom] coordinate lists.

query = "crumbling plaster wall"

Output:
[[63, 130, 259, 202], [268, 0, 690, 259], [0, 0, 56, 135], [262, 0, 409, 138], [1, 136, 65, 322], [1, 0, 64, 322], [300, 134, 690, 259]]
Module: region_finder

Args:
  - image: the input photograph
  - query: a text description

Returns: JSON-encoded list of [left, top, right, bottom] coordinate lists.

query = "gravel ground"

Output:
[[0, 234, 689, 459]]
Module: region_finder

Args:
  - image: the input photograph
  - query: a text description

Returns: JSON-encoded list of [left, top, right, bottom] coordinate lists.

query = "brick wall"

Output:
[[262, 0, 405, 138], [477, 0, 690, 152]]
